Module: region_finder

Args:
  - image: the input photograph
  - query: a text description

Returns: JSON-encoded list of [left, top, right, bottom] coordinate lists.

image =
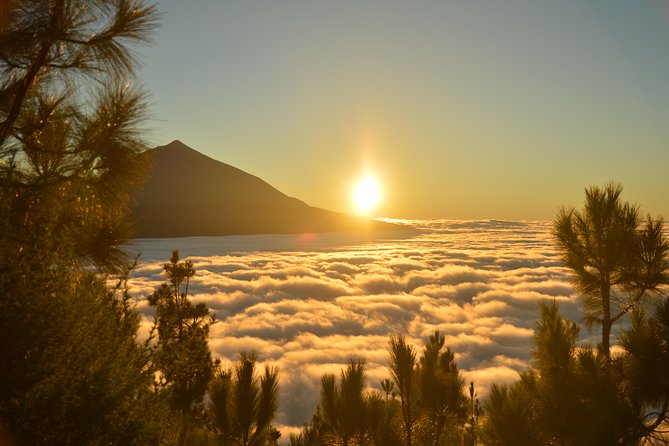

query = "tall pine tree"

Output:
[[0, 1, 162, 444], [148, 251, 217, 445]]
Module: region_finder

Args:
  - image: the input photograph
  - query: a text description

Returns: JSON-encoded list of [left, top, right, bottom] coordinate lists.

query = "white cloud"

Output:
[[127, 220, 589, 430]]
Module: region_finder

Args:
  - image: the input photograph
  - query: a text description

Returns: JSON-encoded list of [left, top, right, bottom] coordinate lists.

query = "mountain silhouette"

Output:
[[132, 140, 402, 238]]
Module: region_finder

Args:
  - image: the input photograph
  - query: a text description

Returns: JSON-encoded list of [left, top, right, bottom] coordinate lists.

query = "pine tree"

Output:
[[619, 298, 669, 442], [208, 351, 280, 446], [0, 0, 158, 271], [482, 301, 666, 445], [314, 359, 401, 446], [416, 331, 468, 446], [388, 335, 418, 446], [0, 1, 161, 443], [553, 182, 668, 357], [1, 266, 166, 445], [148, 250, 217, 445], [317, 360, 368, 445]]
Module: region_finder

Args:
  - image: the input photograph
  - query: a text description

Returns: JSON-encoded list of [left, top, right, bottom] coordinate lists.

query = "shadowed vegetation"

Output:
[[482, 183, 669, 445], [553, 182, 669, 357], [292, 333, 471, 446], [482, 299, 669, 445], [208, 351, 280, 446], [148, 250, 218, 446], [389, 335, 418, 446], [0, 0, 162, 444]]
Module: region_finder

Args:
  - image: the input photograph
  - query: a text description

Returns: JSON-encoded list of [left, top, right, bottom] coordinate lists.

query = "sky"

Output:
[[138, 0, 669, 220], [128, 220, 588, 434]]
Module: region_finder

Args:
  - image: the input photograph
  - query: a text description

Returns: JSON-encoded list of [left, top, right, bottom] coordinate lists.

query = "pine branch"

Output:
[[0, 0, 65, 147]]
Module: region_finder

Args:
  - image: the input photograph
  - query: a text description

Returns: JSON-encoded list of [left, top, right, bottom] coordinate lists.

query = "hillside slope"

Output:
[[132, 140, 402, 237]]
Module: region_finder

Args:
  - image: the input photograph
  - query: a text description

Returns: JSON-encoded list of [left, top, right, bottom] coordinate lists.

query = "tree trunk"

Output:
[[434, 417, 443, 446], [602, 318, 612, 358], [400, 397, 412, 446], [177, 411, 188, 446], [601, 278, 611, 358]]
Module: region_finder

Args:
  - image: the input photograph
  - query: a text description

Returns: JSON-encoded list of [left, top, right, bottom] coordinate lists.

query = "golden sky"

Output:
[[140, 1, 669, 219]]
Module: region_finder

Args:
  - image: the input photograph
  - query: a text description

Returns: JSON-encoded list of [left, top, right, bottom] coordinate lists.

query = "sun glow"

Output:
[[353, 177, 381, 214]]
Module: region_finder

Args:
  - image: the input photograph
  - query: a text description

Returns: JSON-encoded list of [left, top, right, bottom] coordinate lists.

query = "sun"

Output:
[[353, 176, 381, 214]]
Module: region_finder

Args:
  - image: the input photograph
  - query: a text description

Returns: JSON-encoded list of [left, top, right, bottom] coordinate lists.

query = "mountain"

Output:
[[131, 140, 403, 238]]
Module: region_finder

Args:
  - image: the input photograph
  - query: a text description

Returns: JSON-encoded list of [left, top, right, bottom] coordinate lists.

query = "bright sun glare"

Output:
[[353, 177, 381, 214]]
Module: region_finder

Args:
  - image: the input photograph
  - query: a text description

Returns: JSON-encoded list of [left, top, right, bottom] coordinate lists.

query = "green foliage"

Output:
[[484, 303, 580, 445], [207, 351, 280, 446], [416, 331, 468, 446], [482, 378, 541, 446], [483, 300, 669, 445], [289, 423, 320, 446], [618, 298, 669, 442], [533, 300, 579, 373], [148, 251, 217, 445], [318, 360, 367, 445], [462, 382, 483, 446], [388, 335, 418, 446], [553, 182, 669, 356], [298, 334, 470, 446], [365, 390, 403, 446], [0, 267, 166, 445], [544, 182, 669, 443], [313, 359, 402, 446], [0, 1, 163, 443], [0, 0, 159, 273]]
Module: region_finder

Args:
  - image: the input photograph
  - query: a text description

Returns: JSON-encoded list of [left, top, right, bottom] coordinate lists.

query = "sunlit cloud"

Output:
[[127, 219, 586, 429]]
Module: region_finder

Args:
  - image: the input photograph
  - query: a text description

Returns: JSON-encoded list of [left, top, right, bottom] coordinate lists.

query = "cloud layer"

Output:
[[127, 220, 585, 430]]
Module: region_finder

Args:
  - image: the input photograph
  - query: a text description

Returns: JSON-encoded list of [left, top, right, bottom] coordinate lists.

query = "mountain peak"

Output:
[[160, 139, 194, 151], [133, 141, 402, 237], [152, 140, 220, 165]]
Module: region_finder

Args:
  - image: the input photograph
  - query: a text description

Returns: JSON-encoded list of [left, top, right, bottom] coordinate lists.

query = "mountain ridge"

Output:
[[131, 140, 403, 238]]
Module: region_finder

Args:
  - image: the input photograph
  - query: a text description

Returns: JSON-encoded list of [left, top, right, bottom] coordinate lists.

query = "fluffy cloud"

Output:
[[127, 219, 587, 430]]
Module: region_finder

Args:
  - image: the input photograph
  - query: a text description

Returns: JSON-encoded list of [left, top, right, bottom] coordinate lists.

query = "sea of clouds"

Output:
[[126, 219, 590, 433]]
